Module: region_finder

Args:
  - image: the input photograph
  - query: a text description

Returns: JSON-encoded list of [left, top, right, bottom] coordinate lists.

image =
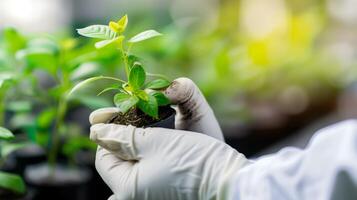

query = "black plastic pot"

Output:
[[146, 107, 176, 129], [24, 163, 92, 200], [13, 144, 46, 176]]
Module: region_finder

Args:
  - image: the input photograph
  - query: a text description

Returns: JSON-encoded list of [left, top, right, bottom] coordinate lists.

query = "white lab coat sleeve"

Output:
[[229, 119, 357, 200]]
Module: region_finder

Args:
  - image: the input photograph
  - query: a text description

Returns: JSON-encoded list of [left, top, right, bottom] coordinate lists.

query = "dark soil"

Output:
[[108, 105, 175, 127]]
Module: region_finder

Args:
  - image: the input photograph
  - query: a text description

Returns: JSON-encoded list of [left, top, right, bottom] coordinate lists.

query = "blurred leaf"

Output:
[[74, 95, 112, 109], [62, 136, 96, 157], [129, 30, 162, 43], [145, 79, 170, 89], [1, 142, 29, 158], [70, 62, 100, 81], [114, 93, 138, 113], [129, 65, 145, 90], [2, 27, 26, 54], [77, 25, 117, 40], [37, 109, 56, 128], [7, 101, 32, 112], [137, 94, 158, 118], [0, 127, 14, 140], [0, 171, 26, 194], [0, 72, 14, 88]]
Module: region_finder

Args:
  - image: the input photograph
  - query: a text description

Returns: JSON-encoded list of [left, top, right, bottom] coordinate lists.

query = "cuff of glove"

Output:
[[217, 155, 252, 200]]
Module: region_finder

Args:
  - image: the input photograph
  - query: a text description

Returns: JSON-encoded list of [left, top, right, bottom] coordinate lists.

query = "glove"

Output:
[[90, 125, 249, 200], [90, 77, 224, 141], [89, 78, 249, 199]]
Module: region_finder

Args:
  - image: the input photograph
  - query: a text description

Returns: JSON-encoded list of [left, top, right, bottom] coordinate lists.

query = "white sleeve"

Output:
[[229, 119, 357, 200]]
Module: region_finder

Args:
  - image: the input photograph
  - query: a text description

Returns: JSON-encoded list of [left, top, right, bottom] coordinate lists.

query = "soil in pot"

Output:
[[24, 163, 92, 200], [108, 105, 175, 128]]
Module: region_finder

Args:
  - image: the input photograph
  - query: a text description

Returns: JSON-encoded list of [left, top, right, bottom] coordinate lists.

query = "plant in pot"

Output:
[[14, 35, 116, 200], [69, 14, 175, 128], [0, 27, 48, 178], [0, 127, 26, 200]]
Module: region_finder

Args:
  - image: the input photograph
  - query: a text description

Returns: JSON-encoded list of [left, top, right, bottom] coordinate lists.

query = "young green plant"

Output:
[[70, 15, 171, 119]]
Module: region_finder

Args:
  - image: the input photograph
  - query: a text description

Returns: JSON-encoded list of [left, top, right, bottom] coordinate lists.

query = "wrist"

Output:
[[216, 154, 251, 200]]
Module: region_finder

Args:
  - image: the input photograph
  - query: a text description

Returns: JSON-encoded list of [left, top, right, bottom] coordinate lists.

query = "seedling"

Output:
[[70, 15, 173, 125]]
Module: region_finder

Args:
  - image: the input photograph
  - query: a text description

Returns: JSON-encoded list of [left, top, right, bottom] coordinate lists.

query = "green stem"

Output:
[[0, 95, 5, 127], [48, 95, 67, 174], [119, 43, 130, 79]]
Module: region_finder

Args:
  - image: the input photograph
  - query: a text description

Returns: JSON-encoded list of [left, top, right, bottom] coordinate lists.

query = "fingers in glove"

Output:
[[96, 147, 136, 199], [90, 123, 186, 160], [165, 77, 224, 141], [89, 107, 121, 125]]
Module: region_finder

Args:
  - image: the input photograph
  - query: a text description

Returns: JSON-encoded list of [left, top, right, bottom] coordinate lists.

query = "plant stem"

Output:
[[48, 95, 67, 175], [0, 93, 6, 127], [119, 43, 130, 79]]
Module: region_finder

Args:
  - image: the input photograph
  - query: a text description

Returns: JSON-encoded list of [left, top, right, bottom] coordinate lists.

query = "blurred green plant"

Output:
[[0, 127, 26, 195], [15, 33, 111, 170], [70, 15, 171, 118]]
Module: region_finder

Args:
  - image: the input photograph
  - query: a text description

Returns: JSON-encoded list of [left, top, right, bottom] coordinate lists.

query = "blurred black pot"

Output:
[[13, 144, 46, 176], [24, 163, 91, 200]]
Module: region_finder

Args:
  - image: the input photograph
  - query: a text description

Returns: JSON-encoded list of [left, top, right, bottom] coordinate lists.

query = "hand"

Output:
[[90, 124, 249, 200], [90, 77, 224, 141]]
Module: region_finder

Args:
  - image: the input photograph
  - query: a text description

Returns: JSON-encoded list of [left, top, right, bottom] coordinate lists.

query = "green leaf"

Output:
[[151, 91, 170, 106], [137, 94, 158, 118], [67, 76, 125, 98], [128, 30, 162, 43], [97, 85, 122, 96], [0, 127, 14, 140], [95, 36, 124, 49], [129, 65, 146, 90], [0, 171, 26, 194], [145, 79, 171, 89], [114, 93, 139, 113], [77, 25, 117, 40], [128, 55, 140, 69]]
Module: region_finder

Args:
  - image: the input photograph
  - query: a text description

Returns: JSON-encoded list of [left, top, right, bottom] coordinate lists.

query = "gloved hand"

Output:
[[89, 78, 249, 200], [90, 125, 249, 200], [90, 77, 224, 141]]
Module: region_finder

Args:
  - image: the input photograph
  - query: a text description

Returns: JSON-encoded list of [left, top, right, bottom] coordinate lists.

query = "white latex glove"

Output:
[[90, 125, 249, 200], [89, 78, 247, 199], [89, 77, 224, 141]]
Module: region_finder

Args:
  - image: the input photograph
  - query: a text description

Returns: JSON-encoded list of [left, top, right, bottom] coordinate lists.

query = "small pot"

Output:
[[146, 108, 175, 129], [24, 163, 92, 200]]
